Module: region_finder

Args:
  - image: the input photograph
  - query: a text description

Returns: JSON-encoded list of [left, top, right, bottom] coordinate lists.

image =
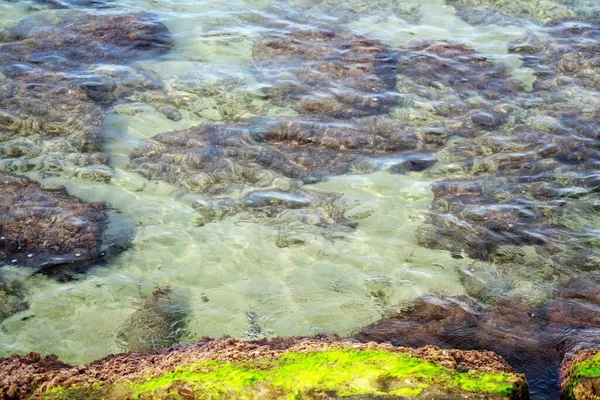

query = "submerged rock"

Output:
[[510, 19, 600, 92], [1, 11, 172, 67], [0, 172, 109, 278], [116, 286, 189, 354], [445, 0, 599, 25], [0, 274, 28, 323], [193, 189, 368, 244], [0, 11, 172, 179], [252, 22, 399, 118], [0, 69, 105, 168], [129, 116, 440, 193], [0, 338, 529, 399], [283, 0, 422, 23]]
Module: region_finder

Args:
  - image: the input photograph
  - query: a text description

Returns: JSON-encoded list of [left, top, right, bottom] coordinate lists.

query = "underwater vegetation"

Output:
[[116, 286, 190, 354], [445, 0, 600, 25], [252, 21, 399, 118], [281, 0, 422, 23], [0, 339, 528, 399], [0, 10, 172, 179]]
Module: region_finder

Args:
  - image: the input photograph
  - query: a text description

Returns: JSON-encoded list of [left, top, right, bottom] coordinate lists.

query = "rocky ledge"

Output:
[[561, 349, 600, 400], [0, 338, 529, 399]]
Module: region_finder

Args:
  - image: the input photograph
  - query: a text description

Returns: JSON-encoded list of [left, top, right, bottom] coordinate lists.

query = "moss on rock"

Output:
[[37, 346, 527, 399], [561, 350, 600, 400]]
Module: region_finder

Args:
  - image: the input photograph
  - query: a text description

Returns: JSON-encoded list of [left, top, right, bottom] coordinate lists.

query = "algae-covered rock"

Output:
[[283, 0, 422, 23], [252, 21, 399, 118], [0, 172, 109, 278], [116, 286, 190, 354], [1, 11, 172, 67], [129, 116, 436, 193], [0, 338, 528, 399], [561, 350, 600, 400], [193, 189, 368, 244], [445, 0, 599, 25], [0, 273, 28, 322]]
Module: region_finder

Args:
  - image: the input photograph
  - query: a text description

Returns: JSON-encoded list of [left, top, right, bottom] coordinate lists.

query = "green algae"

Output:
[[563, 352, 600, 400], [41, 349, 523, 399]]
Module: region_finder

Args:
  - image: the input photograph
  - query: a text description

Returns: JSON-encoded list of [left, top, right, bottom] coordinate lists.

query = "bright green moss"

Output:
[[41, 349, 522, 399], [563, 352, 600, 400], [573, 353, 600, 379]]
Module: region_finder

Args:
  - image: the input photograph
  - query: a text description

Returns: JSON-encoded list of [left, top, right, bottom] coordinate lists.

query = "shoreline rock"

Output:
[[0, 337, 529, 399], [561, 349, 600, 400]]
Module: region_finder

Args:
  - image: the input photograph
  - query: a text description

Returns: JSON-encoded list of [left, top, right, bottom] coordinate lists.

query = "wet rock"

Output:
[[129, 117, 436, 194], [388, 152, 437, 173], [0, 172, 109, 278], [510, 19, 600, 91], [193, 189, 366, 242], [252, 22, 399, 118], [353, 295, 559, 397], [0, 274, 28, 323], [116, 286, 190, 354], [445, 0, 598, 25], [0, 338, 529, 399], [561, 349, 600, 400], [1, 11, 173, 67], [284, 0, 422, 23]]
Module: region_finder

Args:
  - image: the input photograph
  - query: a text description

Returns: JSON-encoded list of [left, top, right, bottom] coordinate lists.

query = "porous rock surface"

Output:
[[0, 337, 528, 399]]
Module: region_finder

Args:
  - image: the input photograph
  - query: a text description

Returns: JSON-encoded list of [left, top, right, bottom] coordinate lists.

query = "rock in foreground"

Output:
[[561, 350, 600, 400], [0, 338, 529, 399]]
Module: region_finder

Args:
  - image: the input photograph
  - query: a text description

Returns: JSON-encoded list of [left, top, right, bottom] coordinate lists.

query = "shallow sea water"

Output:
[[0, 0, 598, 397]]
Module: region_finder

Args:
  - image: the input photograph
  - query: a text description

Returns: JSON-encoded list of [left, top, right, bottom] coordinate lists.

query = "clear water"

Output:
[[0, 0, 598, 397]]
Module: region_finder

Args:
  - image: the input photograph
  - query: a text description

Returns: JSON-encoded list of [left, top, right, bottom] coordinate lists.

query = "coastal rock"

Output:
[[1, 11, 172, 67], [129, 116, 437, 193], [445, 0, 598, 25], [252, 22, 399, 118], [561, 349, 600, 400], [354, 275, 600, 397], [0, 338, 529, 399], [0, 172, 109, 278]]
